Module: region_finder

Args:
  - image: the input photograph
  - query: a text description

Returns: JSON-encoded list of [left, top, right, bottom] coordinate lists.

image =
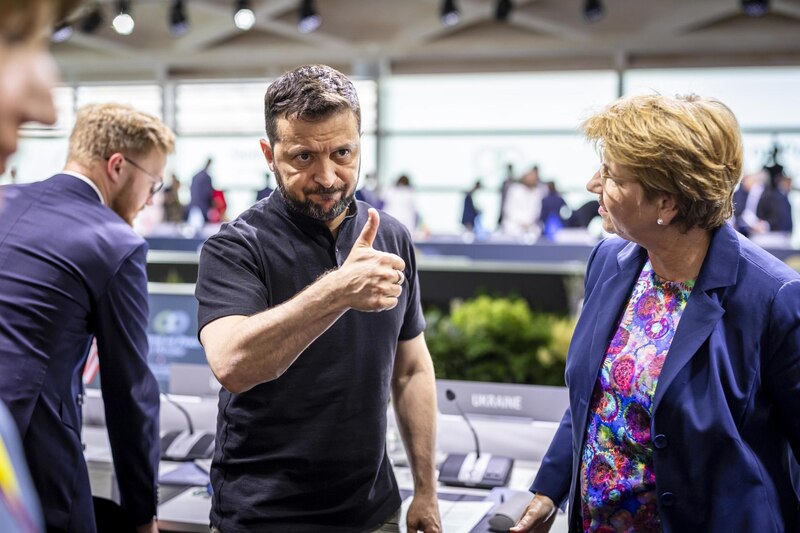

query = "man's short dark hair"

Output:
[[264, 64, 361, 144]]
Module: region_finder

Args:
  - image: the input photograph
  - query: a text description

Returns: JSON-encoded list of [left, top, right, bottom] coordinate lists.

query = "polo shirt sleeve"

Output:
[[397, 230, 426, 341], [196, 228, 270, 335]]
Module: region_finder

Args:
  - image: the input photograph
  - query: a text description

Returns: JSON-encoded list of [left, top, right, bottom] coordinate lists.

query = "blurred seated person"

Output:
[[757, 172, 793, 235], [732, 170, 768, 237], [161, 173, 184, 223], [256, 172, 273, 202], [501, 165, 546, 237]]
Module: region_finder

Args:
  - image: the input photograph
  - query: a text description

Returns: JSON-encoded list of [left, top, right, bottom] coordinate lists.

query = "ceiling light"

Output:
[[170, 0, 189, 36], [80, 4, 104, 34], [51, 22, 74, 43], [234, 0, 255, 30], [441, 0, 460, 27], [584, 0, 604, 22], [741, 0, 769, 16], [112, 0, 134, 35], [495, 0, 512, 21], [298, 0, 322, 33]]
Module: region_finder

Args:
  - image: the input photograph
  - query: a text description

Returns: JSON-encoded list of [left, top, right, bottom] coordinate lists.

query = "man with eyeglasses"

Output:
[[0, 102, 174, 532]]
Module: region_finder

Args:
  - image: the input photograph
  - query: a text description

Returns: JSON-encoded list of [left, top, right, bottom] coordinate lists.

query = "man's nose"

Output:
[[314, 160, 339, 188]]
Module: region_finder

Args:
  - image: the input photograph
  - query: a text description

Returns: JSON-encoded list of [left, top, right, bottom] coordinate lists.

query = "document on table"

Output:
[[399, 495, 494, 533]]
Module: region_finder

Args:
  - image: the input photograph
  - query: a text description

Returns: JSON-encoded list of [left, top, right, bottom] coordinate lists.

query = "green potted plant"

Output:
[[425, 295, 574, 386]]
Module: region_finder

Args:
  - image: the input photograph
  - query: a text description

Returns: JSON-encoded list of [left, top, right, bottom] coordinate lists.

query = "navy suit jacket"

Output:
[[532, 223, 800, 532], [0, 174, 160, 531]]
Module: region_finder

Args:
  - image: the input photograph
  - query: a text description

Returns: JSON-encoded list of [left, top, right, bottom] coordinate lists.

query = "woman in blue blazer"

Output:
[[513, 94, 800, 532]]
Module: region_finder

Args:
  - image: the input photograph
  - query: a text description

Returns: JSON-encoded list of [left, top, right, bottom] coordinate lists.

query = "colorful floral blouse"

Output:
[[579, 259, 695, 532]]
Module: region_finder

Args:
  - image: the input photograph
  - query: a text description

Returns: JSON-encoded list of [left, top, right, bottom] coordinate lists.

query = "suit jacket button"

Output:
[[660, 492, 676, 507], [653, 434, 668, 449]]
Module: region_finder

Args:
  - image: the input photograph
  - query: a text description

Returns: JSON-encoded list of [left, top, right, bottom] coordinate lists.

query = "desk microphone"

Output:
[[438, 388, 514, 489], [160, 393, 215, 462], [161, 392, 194, 434], [446, 389, 480, 458]]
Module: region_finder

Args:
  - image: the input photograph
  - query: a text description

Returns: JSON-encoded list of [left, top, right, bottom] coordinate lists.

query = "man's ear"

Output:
[[259, 139, 275, 172], [106, 153, 125, 184]]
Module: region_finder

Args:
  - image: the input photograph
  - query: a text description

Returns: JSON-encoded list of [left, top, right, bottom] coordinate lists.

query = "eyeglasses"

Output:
[[123, 156, 164, 196]]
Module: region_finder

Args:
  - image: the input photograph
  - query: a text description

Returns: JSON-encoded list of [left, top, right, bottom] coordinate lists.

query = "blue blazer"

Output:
[[532, 223, 800, 532], [0, 174, 160, 531]]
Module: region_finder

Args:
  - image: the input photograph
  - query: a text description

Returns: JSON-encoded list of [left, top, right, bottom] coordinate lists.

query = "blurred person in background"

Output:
[[757, 171, 794, 236], [162, 172, 185, 223], [461, 179, 482, 232], [355, 171, 383, 209], [732, 170, 768, 237], [188, 156, 215, 223], [0, 1, 81, 531], [382, 173, 418, 234], [539, 181, 568, 240], [513, 94, 799, 532], [255, 171, 274, 202], [502, 165, 546, 238], [0, 103, 175, 533]]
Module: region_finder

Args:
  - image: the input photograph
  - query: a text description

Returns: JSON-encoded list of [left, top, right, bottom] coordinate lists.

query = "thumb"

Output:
[[510, 513, 532, 533], [355, 208, 380, 248]]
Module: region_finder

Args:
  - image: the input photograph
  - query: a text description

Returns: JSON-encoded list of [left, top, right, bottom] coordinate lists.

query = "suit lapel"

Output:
[[652, 291, 723, 412], [581, 243, 646, 404], [652, 224, 740, 413]]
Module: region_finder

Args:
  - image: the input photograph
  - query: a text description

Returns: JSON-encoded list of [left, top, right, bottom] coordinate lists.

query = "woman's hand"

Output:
[[510, 493, 557, 533]]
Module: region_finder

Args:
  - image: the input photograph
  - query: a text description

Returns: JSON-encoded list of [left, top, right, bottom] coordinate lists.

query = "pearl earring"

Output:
[[657, 218, 665, 225]]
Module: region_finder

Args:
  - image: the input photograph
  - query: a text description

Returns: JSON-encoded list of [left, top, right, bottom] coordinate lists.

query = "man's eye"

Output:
[[297, 153, 311, 162], [336, 149, 350, 157]]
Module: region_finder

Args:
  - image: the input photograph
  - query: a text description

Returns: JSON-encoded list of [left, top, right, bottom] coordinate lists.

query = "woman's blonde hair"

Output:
[[582, 93, 743, 231], [68, 103, 175, 163]]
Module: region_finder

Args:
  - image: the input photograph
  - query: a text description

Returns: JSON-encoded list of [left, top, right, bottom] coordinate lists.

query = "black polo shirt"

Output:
[[196, 192, 425, 532]]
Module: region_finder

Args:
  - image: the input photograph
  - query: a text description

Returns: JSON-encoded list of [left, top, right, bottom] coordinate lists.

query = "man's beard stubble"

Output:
[[275, 166, 356, 221]]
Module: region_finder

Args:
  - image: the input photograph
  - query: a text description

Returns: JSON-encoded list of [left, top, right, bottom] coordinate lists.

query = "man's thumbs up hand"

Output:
[[355, 208, 380, 248], [337, 208, 406, 312]]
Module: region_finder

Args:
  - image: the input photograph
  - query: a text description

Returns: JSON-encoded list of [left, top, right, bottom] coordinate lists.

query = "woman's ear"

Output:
[[657, 194, 679, 225]]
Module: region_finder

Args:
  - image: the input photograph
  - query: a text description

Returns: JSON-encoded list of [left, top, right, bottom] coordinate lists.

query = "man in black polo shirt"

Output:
[[196, 64, 442, 533]]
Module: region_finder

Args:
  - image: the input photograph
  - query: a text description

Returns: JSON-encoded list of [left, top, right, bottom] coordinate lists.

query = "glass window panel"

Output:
[[414, 190, 466, 235], [353, 79, 377, 133], [383, 71, 618, 132], [624, 67, 800, 129], [76, 84, 163, 119], [5, 137, 69, 183], [176, 82, 266, 134], [176, 79, 376, 135]]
